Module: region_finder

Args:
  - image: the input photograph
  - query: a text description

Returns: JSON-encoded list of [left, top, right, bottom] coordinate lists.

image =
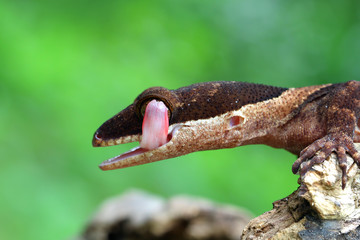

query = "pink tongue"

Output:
[[140, 99, 169, 150]]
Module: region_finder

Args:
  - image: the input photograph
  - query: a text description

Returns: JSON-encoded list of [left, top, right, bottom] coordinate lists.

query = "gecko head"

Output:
[[93, 86, 244, 170], [92, 87, 177, 149]]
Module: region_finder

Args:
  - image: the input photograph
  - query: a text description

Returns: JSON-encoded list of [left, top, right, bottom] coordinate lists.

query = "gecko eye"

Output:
[[137, 97, 171, 120], [134, 87, 178, 121], [139, 99, 154, 117]]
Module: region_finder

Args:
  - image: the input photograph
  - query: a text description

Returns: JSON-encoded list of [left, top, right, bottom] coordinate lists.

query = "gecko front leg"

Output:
[[292, 81, 360, 189], [293, 132, 360, 188]]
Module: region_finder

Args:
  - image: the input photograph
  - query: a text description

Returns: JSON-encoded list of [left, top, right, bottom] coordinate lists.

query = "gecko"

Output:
[[93, 81, 360, 189]]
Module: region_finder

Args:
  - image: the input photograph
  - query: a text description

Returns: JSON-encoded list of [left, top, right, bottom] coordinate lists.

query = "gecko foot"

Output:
[[292, 133, 360, 189]]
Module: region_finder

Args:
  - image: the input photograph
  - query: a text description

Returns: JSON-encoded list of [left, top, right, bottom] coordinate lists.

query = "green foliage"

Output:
[[1, 0, 359, 239]]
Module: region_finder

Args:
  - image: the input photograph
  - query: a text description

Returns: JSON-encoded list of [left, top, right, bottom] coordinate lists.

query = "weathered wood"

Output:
[[241, 144, 360, 239], [79, 189, 252, 240]]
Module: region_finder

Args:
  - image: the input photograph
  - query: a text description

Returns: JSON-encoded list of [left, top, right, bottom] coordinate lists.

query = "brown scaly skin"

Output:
[[93, 81, 360, 188]]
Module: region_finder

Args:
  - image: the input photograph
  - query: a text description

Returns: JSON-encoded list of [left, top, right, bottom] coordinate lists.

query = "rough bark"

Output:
[[241, 144, 360, 239]]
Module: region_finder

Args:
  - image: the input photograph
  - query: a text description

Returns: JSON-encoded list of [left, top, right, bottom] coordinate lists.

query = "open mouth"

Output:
[[94, 99, 181, 170], [96, 124, 182, 170]]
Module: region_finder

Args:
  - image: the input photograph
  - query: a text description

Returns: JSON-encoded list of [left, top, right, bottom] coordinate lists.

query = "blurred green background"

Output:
[[1, 0, 359, 239]]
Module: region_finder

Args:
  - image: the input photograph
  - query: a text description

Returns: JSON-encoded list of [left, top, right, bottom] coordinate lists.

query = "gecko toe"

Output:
[[299, 153, 326, 177], [353, 152, 360, 167], [292, 138, 327, 174], [337, 147, 348, 189], [292, 158, 304, 174], [346, 144, 360, 167]]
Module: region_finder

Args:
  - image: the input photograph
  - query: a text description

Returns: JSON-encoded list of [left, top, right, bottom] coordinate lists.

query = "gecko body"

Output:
[[93, 81, 360, 188]]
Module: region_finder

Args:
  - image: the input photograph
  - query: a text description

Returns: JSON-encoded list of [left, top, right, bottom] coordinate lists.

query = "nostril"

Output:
[[95, 132, 102, 140]]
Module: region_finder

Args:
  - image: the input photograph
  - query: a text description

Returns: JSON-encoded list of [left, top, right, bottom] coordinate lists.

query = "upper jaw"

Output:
[[92, 103, 143, 147], [92, 123, 181, 147], [92, 133, 140, 147]]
